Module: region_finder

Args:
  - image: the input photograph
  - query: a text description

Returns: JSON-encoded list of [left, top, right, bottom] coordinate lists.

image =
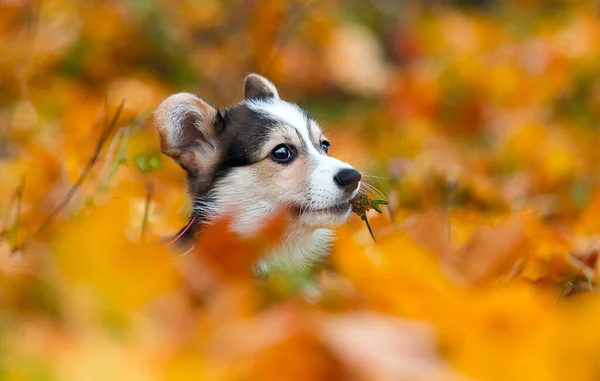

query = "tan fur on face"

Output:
[[207, 126, 312, 236], [253, 151, 311, 205]]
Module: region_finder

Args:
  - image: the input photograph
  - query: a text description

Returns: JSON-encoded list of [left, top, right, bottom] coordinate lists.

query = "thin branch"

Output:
[[0, 177, 26, 243], [11, 177, 25, 248], [1, 181, 19, 239], [141, 180, 154, 243], [12, 100, 125, 252], [261, 0, 313, 75], [101, 126, 125, 185]]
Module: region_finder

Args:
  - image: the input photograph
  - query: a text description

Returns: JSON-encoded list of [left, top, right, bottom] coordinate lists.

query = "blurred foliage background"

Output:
[[3, 0, 600, 380]]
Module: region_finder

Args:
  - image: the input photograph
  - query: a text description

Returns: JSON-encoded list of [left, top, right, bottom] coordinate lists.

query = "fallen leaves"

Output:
[[4, 1, 600, 380]]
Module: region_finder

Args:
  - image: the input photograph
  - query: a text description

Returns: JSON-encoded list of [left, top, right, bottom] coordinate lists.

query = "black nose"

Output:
[[334, 168, 361, 190]]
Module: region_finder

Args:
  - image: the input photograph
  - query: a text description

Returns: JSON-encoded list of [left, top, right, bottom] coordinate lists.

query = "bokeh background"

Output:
[[3, 0, 600, 380]]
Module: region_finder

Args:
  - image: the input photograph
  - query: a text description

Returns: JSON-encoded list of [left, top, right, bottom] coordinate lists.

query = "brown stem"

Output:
[[141, 180, 154, 243], [12, 101, 125, 252]]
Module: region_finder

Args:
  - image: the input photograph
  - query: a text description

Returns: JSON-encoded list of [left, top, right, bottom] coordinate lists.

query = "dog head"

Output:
[[154, 74, 361, 240]]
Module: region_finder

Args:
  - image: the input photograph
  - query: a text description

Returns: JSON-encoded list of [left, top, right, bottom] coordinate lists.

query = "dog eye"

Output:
[[320, 141, 330, 154], [271, 144, 294, 163]]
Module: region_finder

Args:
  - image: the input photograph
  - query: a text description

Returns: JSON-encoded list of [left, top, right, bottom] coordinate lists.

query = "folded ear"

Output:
[[154, 93, 222, 177], [244, 74, 280, 100]]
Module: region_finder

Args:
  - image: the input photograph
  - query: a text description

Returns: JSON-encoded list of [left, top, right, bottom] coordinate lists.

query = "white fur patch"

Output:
[[247, 99, 309, 136], [197, 167, 276, 236], [254, 228, 333, 277]]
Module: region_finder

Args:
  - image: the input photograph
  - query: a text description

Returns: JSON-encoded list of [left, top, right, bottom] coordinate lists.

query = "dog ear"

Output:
[[244, 74, 280, 100], [154, 93, 222, 178]]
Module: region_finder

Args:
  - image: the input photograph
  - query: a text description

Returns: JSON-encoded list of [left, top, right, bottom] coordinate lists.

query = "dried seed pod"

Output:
[[351, 192, 372, 216], [350, 193, 389, 242]]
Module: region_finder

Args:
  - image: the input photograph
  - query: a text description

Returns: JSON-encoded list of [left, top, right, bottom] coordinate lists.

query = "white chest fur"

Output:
[[253, 228, 333, 277]]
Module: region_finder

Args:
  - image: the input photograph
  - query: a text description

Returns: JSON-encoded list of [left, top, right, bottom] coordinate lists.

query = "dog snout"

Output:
[[334, 168, 361, 192]]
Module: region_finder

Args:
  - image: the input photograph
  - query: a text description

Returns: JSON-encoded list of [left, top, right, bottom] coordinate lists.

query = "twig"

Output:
[[1, 179, 21, 239], [261, 0, 313, 75], [12, 100, 125, 252], [11, 177, 25, 247], [102, 126, 125, 182], [0, 177, 26, 244], [141, 180, 154, 243]]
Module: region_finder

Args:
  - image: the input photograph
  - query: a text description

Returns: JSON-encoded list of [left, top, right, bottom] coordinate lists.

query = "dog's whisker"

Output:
[[298, 193, 313, 213], [360, 182, 386, 199], [360, 171, 391, 179], [360, 172, 391, 186], [359, 182, 388, 201]]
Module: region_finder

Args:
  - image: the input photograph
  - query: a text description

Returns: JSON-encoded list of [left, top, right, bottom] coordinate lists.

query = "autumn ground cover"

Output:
[[3, 0, 600, 380]]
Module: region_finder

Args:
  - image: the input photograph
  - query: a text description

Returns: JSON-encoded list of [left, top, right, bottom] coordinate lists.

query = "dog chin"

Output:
[[297, 204, 353, 228]]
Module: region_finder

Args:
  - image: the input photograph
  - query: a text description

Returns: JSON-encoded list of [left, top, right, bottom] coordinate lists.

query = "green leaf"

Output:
[[371, 199, 389, 205], [371, 199, 388, 214], [149, 155, 161, 169]]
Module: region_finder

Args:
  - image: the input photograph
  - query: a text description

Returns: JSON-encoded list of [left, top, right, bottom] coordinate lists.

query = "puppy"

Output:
[[154, 74, 361, 275]]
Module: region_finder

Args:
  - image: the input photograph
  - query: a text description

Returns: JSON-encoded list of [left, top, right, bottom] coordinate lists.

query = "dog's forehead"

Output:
[[246, 99, 324, 150], [247, 99, 308, 129], [220, 99, 324, 167]]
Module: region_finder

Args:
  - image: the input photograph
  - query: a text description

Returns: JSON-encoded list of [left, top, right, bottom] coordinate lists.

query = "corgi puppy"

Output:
[[154, 74, 361, 275]]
